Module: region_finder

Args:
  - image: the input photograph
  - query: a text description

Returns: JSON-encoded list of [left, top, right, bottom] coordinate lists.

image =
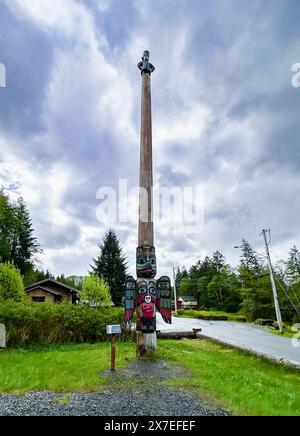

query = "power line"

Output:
[[269, 249, 300, 308], [275, 277, 300, 318]]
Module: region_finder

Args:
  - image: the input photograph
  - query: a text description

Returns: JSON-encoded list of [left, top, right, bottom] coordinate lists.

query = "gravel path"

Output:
[[0, 360, 230, 416]]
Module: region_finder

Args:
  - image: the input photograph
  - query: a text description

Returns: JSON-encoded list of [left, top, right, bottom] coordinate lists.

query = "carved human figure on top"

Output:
[[137, 50, 155, 75]]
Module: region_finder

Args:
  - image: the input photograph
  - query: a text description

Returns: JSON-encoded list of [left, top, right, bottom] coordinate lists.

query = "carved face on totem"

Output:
[[136, 246, 157, 278], [136, 279, 157, 333], [143, 50, 150, 62]]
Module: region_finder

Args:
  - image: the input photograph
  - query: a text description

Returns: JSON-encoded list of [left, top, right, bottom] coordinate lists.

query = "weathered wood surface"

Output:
[[136, 331, 157, 357], [157, 329, 202, 340], [0, 324, 6, 348], [139, 71, 154, 247]]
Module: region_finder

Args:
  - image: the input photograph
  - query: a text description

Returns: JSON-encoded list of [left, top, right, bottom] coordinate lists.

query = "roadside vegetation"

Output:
[[269, 324, 299, 339], [175, 309, 247, 322], [176, 242, 300, 325], [0, 301, 130, 348]]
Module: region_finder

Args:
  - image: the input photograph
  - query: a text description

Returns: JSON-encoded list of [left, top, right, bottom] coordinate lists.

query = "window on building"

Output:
[[32, 297, 45, 303]]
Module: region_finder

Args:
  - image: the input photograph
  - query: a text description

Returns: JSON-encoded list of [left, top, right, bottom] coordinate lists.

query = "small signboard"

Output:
[[106, 325, 122, 335]]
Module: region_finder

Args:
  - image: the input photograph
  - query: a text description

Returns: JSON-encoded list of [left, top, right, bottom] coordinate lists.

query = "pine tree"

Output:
[[0, 189, 15, 263], [175, 266, 188, 290], [285, 246, 300, 285], [13, 197, 40, 275], [91, 229, 127, 306], [239, 239, 261, 276], [0, 193, 40, 275], [211, 250, 226, 274]]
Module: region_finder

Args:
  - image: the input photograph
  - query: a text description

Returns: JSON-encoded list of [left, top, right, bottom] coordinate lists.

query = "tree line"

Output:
[[1, 189, 300, 322], [0, 189, 43, 282], [0, 190, 127, 306], [176, 241, 300, 323]]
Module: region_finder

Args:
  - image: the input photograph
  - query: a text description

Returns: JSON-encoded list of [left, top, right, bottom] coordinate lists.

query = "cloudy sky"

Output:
[[0, 0, 300, 277]]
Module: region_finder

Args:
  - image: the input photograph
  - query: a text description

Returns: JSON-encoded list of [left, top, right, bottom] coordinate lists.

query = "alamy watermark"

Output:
[[0, 63, 6, 88], [291, 63, 300, 88], [96, 179, 205, 234]]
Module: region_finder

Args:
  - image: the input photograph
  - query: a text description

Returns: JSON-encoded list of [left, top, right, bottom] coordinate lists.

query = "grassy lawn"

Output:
[[175, 309, 247, 322], [157, 340, 300, 416], [0, 343, 135, 394], [0, 340, 299, 416]]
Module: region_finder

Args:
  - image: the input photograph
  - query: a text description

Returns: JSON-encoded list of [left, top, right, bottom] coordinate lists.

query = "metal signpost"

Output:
[[106, 325, 122, 372]]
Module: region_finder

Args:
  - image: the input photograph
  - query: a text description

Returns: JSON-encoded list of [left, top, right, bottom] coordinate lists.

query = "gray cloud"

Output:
[[1, 0, 300, 277]]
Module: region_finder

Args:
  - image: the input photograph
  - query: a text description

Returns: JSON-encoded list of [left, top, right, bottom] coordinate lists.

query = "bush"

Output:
[[0, 262, 25, 302], [0, 301, 131, 348], [80, 275, 112, 307]]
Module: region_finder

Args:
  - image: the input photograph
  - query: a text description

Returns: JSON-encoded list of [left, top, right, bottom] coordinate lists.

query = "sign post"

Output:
[[106, 325, 122, 372]]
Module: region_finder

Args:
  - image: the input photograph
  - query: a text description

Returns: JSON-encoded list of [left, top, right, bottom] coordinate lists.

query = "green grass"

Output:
[[1, 340, 299, 416], [175, 309, 247, 322], [269, 325, 300, 339], [0, 342, 135, 394], [157, 340, 300, 416]]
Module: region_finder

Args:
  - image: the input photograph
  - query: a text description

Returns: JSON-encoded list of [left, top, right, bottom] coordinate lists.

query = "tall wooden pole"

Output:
[[136, 51, 157, 357], [261, 229, 284, 333], [139, 58, 154, 247]]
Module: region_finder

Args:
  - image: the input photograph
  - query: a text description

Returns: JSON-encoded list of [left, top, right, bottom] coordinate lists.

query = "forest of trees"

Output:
[[0, 189, 50, 286], [176, 241, 300, 323], [0, 191, 127, 301], [1, 189, 300, 323]]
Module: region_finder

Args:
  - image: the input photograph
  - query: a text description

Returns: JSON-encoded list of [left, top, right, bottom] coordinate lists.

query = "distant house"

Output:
[[25, 279, 79, 304], [178, 296, 198, 310]]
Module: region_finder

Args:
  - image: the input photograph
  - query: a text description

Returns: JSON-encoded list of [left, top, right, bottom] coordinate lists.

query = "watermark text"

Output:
[[96, 179, 205, 235], [0, 63, 6, 88], [291, 63, 300, 88]]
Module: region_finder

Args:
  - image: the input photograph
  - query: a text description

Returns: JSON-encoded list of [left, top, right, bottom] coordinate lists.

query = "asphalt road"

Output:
[[157, 314, 300, 368]]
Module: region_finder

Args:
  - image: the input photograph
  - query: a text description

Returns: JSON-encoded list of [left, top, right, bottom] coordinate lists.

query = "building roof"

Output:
[[26, 286, 65, 297], [179, 296, 197, 302], [25, 278, 79, 294]]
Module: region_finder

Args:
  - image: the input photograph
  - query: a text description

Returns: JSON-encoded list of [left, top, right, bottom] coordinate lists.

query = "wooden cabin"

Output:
[[25, 279, 78, 304]]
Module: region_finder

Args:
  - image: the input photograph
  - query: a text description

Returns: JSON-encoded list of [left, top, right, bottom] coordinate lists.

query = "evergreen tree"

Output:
[[211, 250, 226, 274], [207, 267, 241, 312], [23, 267, 53, 287], [13, 198, 40, 274], [56, 274, 83, 291], [240, 269, 274, 320], [175, 266, 188, 290], [239, 239, 262, 278], [285, 246, 300, 285], [91, 229, 127, 306], [0, 192, 40, 275], [0, 190, 15, 263]]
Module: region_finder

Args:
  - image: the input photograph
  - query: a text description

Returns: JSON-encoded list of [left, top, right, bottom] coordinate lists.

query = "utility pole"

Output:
[[173, 267, 178, 315], [261, 229, 284, 333]]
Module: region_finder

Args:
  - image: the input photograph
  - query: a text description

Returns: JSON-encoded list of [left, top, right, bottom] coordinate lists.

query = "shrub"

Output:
[[80, 275, 112, 307], [0, 262, 25, 302], [0, 301, 131, 348]]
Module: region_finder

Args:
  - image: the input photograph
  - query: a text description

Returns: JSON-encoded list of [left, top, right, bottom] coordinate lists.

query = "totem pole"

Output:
[[124, 51, 172, 357]]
